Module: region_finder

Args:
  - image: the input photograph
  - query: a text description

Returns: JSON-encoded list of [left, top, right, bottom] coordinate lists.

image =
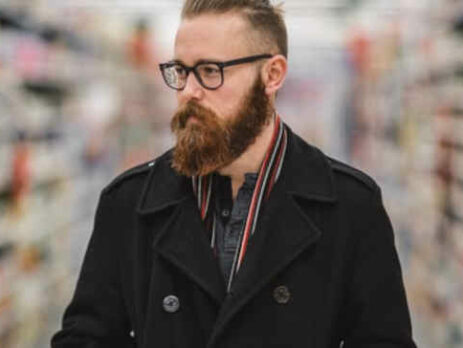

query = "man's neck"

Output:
[[218, 117, 276, 200]]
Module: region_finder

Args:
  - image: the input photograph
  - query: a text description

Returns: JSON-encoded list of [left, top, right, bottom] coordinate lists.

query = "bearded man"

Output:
[[52, 1, 417, 347]]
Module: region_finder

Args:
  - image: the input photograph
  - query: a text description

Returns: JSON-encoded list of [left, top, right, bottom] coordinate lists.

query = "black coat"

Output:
[[51, 127, 417, 348]]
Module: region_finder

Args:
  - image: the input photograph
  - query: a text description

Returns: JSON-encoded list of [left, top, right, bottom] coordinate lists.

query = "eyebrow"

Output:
[[171, 58, 223, 66]]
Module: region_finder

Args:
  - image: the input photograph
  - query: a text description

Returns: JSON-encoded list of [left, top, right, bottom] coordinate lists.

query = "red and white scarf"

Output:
[[192, 115, 288, 292]]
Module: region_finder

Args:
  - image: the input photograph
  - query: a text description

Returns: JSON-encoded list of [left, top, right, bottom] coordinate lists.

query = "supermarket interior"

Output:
[[1, 0, 463, 347]]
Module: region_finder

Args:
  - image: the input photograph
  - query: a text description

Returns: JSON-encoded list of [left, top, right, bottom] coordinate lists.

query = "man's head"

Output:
[[181, 0, 287, 59], [167, 0, 288, 176]]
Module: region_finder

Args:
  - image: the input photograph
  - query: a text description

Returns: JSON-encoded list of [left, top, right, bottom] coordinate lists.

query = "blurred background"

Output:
[[0, 0, 462, 347]]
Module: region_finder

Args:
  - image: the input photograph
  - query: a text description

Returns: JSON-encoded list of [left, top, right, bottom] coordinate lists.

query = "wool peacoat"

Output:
[[51, 126, 417, 348]]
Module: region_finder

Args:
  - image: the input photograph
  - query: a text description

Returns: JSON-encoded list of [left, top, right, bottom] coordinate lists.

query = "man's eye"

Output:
[[200, 65, 220, 75], [174, 66, 186, 76]]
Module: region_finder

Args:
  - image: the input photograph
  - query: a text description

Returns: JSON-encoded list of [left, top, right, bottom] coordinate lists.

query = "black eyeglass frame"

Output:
[[159, 54, 273, 91]]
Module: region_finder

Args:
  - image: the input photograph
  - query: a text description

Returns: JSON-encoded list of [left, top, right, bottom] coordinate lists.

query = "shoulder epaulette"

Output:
[[103, 159, 156, 194], [327, 156, 378, 192]]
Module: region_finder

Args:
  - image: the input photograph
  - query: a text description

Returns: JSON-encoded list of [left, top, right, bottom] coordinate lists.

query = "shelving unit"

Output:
[[0, 3, 174, 346], [343, 2, 463, 346]]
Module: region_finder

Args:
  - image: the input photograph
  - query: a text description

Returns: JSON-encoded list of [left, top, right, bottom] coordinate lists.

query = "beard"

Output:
[[170, 76, 272, 177]]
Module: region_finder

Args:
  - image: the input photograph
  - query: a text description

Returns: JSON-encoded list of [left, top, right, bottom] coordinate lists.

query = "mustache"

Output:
[[171, 101, 214, 130]]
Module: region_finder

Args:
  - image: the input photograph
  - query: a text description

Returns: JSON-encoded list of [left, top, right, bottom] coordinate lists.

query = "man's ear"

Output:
[[261, 54, 288, 96]]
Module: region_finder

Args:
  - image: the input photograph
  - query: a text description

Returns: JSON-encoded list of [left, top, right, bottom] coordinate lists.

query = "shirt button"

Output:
[[273, 285, 291, 304], [163, 295, 180, 313], [221, 209, 230, 218]]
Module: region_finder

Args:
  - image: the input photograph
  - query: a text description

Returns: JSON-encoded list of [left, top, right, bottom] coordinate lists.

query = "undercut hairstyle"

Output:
[[181, 0, 288, 58]]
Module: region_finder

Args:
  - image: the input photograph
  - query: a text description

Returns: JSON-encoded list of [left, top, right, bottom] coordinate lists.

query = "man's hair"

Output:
[[181, 0, 288, 58]]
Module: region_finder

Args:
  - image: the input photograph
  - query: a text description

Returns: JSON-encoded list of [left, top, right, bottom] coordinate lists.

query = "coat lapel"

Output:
[[208, 128, 338, 347], [153, 197, 226, 304], [136, 153, 226, 305]]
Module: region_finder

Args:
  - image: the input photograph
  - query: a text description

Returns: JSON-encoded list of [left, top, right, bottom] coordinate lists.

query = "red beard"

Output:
[[171, 77, 272, 177]]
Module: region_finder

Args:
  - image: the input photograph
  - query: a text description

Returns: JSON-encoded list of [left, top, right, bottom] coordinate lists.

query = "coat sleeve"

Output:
[[51, 189, 135, 348], [342, 186, 417, 348]]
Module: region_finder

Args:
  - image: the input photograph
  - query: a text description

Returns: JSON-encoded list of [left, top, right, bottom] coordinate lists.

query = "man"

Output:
[[52, 0, 417, 347]]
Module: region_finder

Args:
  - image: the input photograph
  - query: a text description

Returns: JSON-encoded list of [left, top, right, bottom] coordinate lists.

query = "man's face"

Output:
[[170, 12, 272, 176], [174, 12, 262, 123]]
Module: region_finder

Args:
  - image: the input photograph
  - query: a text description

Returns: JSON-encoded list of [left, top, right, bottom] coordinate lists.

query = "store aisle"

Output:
[[1, 1, 462, 347]]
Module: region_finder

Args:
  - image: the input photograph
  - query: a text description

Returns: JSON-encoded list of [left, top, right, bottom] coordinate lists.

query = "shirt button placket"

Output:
[[221, 209, 230, 218]]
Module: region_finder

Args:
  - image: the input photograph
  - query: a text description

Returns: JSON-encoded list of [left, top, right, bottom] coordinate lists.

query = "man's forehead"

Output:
[[174, 12, 252, 63]]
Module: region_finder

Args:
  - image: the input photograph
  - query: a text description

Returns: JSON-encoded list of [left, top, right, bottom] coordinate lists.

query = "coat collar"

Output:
[[136, 125, 337, 216]]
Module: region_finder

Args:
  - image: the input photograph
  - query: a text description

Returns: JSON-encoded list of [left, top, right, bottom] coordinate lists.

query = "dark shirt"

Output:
[[213, 173, 258, 282]]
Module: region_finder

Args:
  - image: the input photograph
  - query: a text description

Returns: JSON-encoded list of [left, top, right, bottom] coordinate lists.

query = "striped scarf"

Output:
[[192, 115, 288, 292]]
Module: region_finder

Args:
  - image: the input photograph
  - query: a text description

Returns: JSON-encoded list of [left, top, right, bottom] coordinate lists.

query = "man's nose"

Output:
[[180, 72, 205, 101]]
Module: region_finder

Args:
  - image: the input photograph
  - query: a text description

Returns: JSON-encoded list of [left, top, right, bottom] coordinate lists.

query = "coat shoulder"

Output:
[[102, 160, 156, 195], [326, 156, 379, 194], [102, 150, 172, 195], [287, 129, 379, 199]]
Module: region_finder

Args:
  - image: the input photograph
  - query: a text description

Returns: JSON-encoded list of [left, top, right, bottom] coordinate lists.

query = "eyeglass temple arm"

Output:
[[220, 54, 273, 68], [160, 54, 272, 70]]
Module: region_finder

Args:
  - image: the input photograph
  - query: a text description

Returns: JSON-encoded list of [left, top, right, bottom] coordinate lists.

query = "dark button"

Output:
[[221, 209, 230, 218], [163, 295, 180, 313], [273, 285, 291, 304]]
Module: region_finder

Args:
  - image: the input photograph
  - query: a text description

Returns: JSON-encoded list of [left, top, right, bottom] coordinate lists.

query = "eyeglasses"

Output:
[[159, 54, 273, 91]]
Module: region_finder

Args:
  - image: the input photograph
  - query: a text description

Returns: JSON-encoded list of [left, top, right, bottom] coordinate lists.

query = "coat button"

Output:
[[273, 285, 291, 304], [163, 295, 180, 313]]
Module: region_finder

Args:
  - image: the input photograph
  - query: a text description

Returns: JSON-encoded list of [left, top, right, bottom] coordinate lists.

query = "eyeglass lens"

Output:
[[163, 63, 223, 90]]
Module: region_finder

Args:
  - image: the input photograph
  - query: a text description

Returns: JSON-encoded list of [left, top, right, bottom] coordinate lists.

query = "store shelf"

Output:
[[0, 1, 171, 345]]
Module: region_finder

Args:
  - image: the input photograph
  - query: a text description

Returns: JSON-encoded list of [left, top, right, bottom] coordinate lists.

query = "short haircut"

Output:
[[181, 0, 288, 58]]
